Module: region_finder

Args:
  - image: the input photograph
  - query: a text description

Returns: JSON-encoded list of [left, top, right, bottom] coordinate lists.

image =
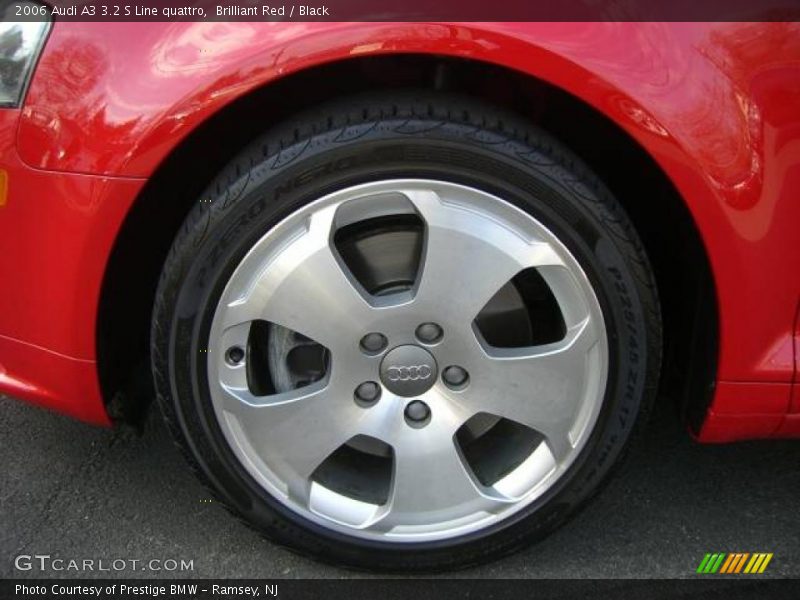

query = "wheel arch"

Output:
[[96, 52, 718, 433]]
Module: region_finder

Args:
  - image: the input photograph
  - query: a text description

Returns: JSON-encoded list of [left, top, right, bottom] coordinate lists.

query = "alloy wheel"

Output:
[[207, 179, 608, 542]]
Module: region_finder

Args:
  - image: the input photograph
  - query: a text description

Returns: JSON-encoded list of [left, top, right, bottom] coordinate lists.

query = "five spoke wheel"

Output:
[[207, 180, 607, 541]]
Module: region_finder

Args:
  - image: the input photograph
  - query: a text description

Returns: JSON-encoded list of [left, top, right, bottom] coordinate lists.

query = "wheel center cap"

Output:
[[379, 345, 438, 397]]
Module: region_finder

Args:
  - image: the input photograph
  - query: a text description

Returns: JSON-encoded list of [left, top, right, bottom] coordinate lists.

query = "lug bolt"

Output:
[[442, 365, 469, 389], [360, 332, 388, 354], [415, 322, 443, 344], [225, 346, 245, 365], [354, 381, 381, 405], [404, 400, 431, 425]]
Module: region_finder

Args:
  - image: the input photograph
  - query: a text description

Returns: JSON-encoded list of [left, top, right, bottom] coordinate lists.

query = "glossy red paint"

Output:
[[695, 382, 789, 443], [0, 334, 109, 425], [0, 112, 145, 359], [1, 22, 799, 439], [695, 412, 786, 444], [0, 110, 142, 424]]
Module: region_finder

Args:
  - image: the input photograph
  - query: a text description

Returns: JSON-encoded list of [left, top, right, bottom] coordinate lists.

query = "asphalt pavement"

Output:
[[1, 394, 798, 579]]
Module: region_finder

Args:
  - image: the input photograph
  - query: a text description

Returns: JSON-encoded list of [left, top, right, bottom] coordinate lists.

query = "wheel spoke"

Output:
[[369, 412, 510, 532], [220, 204, 373, 350], [406, 188, 564, 323], [217, 377, 364, 501], [469, 317, 602, 461]]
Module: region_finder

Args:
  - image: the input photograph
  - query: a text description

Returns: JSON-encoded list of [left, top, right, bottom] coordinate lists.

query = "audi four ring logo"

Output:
[[387, 365, 433, 381]]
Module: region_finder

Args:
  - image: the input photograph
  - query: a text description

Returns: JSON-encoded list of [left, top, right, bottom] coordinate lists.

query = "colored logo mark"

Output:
[[696, 553, 773, 574]]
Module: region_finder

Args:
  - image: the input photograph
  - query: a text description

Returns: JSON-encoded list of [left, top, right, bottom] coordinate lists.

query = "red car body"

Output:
[[0, 22, 798, 441]]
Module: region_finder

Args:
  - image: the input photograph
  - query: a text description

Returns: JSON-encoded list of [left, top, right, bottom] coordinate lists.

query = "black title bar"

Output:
[[3, 579, 800, 600], [3, 0, 800, 22]]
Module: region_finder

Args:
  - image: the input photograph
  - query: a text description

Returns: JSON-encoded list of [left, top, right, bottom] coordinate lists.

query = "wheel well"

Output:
[[97, 54, 718, 433]]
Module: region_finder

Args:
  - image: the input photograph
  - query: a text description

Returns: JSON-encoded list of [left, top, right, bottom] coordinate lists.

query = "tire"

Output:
[[151, 91, 661, 571]]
